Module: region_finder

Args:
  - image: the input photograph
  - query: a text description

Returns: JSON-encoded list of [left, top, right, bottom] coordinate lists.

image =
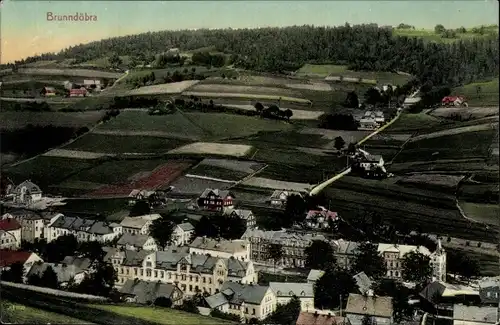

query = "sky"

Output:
[[1, 0, 498, 63]]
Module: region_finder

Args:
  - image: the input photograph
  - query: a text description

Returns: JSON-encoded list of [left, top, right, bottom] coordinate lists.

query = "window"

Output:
[[189, 285, 192, 291], [126, 268, 129, 275], [203, 277, 206, 283], [252, 309, 256, 315], [245, 307, 248, 313], [160, 271, 164, 278], [154, 270, 158, 278], [146, 261, 152, 267], [487, 292, 492, 297], [134, 268, 138, 276], [140, 269, 144, 276], [209, 278, 212, 284]]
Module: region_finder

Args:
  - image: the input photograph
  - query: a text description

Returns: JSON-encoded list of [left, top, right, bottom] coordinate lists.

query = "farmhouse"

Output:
[[479, 276, 500, 305], [197, 188, 234, 212], [112, 249, 257, 296], [10, 180, 43, 206], [40, 86, 56, 97], [0, 218, 21, 249], [305, 207, 338, 229], [204, 281, 276, 322], [128, 189, 156, 206], [359, 117, 378, 129], [224, 208, 256, 229], [120, 279, 183, 305], [188, 236, 250, 262], [345, 293, 393, 325], [268, 190, 303, 207], [403, 96, 421, 108], [116, 233, 158, 251], [172, 222, 195, 246], [0, 249, 43, 279], [241, 229, 329, 268], [120, 214, 161, 235], [269, 282, 314, 312]]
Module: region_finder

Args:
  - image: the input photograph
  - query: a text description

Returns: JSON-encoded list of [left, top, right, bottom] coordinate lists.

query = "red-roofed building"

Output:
[[70, 88, 87, 97], [0, 218, 21, 249], [305, 207, 339, 229], [0, 249, 43, 277]]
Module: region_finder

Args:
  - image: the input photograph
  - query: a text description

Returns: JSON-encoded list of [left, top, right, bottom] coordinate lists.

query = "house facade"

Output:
[[11, 180, 43, 205], [0, 250, 43, 279], [27, 261, 88, 287], [188, 237, 250, 262], [224, 209, 256, 229], [268, 190, 302, 207], [109, 249, 257, 297], [333, 239, 361, 269], [197, 189, 234, 212], [205, 281, 277, 322], [305, 208, 338, 229], [241, 229, 330, 268], [269, 282, 314, 312], [172, 222, 195, 246], [479, 277, 500, 305], [120, 214, 161, 235], [70, 88, 87, 97], [0, 218, 22, 249], [116, 233, 158, 251], [2, 211, 45, 243], [120, 279, 183, 306], [41, 87, 56, 97]]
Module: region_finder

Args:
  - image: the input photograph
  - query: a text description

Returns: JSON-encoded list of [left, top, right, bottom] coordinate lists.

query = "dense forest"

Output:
[[6, 24, 499, 87]]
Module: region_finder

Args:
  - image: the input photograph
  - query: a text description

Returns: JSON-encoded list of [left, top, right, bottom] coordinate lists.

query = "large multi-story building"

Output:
[[241, 229, 329, 267], [197, 189, 234, 212], [189, 237, 251, 262], [107, 247, 257, 297]]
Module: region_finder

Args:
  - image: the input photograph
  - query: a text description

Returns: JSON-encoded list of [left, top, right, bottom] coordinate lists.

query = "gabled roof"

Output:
[[353, 272, 373, 295], [14, 180, 42, 194], [120, 214, 160, 229], [61, 256, 92, 271], [345, 293, 393, 318], [199, 188, 234, 199], [44, 87, 56, 92], [205, 292, 228, 308], [189, 237, 248, 254], [306, 209, 338, 220], [377, 243, 431, 258], [269, 282, 314, 298], [89, 221, 118, 235], [225, 208, 254, 220], [269, 190, 302, 200], [219, 281, 270, 305], [117, 233, 151, 247], [307, 269, 325, 282], [296, 312, 345, 325], [0, 250, 34, 267], [176, 222, 194, 232], [120, 279, 178, 304], [27, 262, 85, 283], [0, 218, 21, 231]]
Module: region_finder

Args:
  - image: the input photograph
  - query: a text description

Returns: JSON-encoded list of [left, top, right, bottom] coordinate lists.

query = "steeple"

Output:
[[437, 238, 443, 253]]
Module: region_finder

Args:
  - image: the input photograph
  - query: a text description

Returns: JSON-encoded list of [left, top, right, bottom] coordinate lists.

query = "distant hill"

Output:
[[4, 24, 499, 87]]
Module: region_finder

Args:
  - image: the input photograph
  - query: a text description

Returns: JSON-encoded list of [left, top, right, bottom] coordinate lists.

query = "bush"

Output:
[[210, 309, 241, 322], [154, 296, 172, 308]]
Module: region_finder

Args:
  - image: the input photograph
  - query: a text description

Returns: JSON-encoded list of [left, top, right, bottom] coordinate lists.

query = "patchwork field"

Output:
[[97, 111, 293, 140], [393, 129, 497, 162], [63, 133, 191, 154], [396, 174, 464, 192], [168, 142, 254, 157], [127, 80, 200, 95], [324, 176, 496, 243], [0, 111, 106, 130], [409, 122, 498, 142], [43, 149, 112, 159], [295, 64, 411, 85], [241, 176, 312, 192], [384, 113, 446, 133], [169, 175, 233, 196], [224, 104, 325, 120], [450, 78, 499, 107], [182, 91, 311, 104], [430, 106, 499, 119]]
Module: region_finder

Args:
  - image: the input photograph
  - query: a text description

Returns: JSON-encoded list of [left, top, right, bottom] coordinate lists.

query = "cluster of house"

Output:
[[350, 148, 390, 178], [40, 79, 104, 98], [359, 110, 385, 130]]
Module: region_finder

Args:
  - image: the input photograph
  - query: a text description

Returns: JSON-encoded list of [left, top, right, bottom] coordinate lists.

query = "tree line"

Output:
[[7, 24, 498, 87]]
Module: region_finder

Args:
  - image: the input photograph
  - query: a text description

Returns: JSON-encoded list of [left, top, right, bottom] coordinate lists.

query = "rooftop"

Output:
[[199, 188, 234, 199], [0, 250, 34, 267], [117, 233, 151, 247], [176, 222, 195, 232], [189, 237, 248, 254], [307, 269, 325, 282], [120, 279, 178, 304], [345, 293, 393, 318], [0, 218, 21, 231], [377, 243, 431, 257], [296, 312, 345, 325], [269, 282, 314, 297], [453, 305, 498, 323]]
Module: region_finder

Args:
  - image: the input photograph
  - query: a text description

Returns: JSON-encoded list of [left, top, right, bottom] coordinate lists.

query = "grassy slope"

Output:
[[2, 302, 94, 324], [459, 201, 500, 226], [91, 304, 235, 325], [451, 78, 499, 107]]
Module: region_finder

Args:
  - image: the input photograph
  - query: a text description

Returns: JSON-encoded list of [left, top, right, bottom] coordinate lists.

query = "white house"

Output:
[[120, 214, 161, 235], [46, 215, 94, 242], [172, 222, 195, 246], [0, 250, 43, 280], [359, 154, 384, 170], [305, 208, 338, 229], [269, 282, 315, 312], [117, 233, 158, 251], [0, 218, 22, 249], [188, 237, 250, 262], [268, 190, 302, 207], [2, 211, 45, 243], [83, 221, 122, 243], [27, 261, 87, 287]]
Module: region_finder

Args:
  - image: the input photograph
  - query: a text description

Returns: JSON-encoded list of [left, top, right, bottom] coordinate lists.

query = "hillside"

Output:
[[7, 24, 499, 87]]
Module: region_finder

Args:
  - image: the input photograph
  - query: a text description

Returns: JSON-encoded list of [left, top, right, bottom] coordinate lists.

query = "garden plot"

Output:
[[431, 106, 499, 119], [409, 122, 499, 142], [127, 80, 200, 95], [42, 149, 113, 160], [285, 82, 332, 91], [168, 142, 253, 157], [169, 176, 233, 196], [188, 158, 265, 182], [241, 176, 312, 192], [225, 104, 325, 120]]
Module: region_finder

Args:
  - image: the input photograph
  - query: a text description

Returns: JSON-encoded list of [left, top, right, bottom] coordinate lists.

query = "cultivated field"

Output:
[[197, 158, 265, 173], [169, 175, 233, 196], [397, 174, 464, 190], [182, 91, 311, 104], [241, 176, 312, 192], [0, 111, 106, 130], [430, 106, 499, 119], [324, 176, 496, 243], [127, 80, 200, 95], [188, 83, 301, 97], [97, 111, 293, 139], [384, 113, 445, 132], [458, 201, 500, 226], [168, 142, 254, 157], [42, 149, 112, 159], [285, 82, 333, 91], [188, 158, 265, 182], [87, 160, 194, 197], [63, 133, 191, 154], [295, 64, 411, 85], [300, 128, 371, 142], [2, 302, 94, 324], [225, 104, 325, 120], [450, 78, 499, 107], [409, 122, 498, 142], [388, 159, 496, 175], [17, 68, 123, 79]]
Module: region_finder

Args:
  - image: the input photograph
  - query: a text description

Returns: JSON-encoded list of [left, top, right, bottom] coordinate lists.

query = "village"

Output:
[[0, 176, 498, 325]]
